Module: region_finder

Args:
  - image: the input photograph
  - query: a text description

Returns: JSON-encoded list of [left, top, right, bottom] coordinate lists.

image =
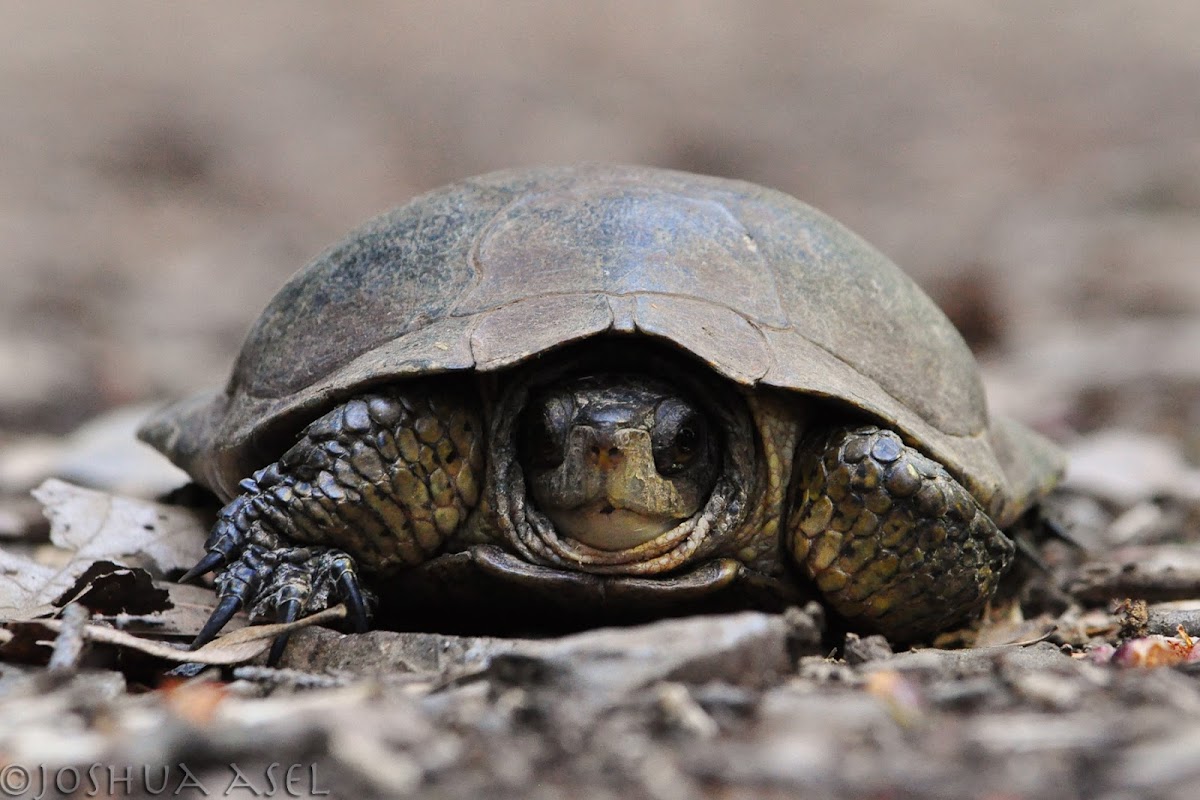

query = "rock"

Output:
[[1146, 600, 1200, 636], [284, 611, 794, 697], [865, 641, 1075, 678], [843, 632, 893, 664]]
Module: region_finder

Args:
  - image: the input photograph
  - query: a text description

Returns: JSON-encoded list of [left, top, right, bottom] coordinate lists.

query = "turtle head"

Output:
[[519, 374, 721, 551]]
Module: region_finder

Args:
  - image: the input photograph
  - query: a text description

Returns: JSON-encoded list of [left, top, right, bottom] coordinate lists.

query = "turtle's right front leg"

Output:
[[181, 389, 484, 656]]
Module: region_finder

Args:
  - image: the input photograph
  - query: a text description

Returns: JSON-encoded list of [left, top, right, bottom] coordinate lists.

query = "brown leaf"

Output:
[[32, 478, 207, 574], [106, 581, 248, 638], [53, 560, 169, 615], [31, 604, 348, 665], [1, 481, 209, 621]]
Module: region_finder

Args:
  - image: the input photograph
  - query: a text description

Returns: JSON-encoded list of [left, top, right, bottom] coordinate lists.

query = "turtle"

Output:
[[139, 164, 1064, 659]]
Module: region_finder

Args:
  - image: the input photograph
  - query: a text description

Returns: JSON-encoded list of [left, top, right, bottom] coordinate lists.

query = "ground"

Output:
[[1, 3, 1198, 799]]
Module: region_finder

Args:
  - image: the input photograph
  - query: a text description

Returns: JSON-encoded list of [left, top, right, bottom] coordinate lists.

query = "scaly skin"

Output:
[[787, 425, 1015, 641], [183, 389, 484, 652]]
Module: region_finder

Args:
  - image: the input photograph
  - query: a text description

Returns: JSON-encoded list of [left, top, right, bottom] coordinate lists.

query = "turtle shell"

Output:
[[140, 164, 1061, 523]]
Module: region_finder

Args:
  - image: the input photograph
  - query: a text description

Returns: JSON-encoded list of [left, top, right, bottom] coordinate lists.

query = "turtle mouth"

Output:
[[543, 500, 683, 551]]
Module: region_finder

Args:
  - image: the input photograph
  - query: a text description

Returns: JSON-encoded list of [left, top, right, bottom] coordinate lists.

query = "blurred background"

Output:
[[2, 1, 1197, 460]]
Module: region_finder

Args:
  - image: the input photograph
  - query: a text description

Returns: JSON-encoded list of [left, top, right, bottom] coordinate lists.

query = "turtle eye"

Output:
[[652, 398, 708, 476], [520, 396, 570, 470]]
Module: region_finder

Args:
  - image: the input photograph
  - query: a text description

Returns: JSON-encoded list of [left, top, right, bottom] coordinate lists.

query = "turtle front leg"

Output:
[[182, 389, 484, 657], [786, 425, 1014, 641]]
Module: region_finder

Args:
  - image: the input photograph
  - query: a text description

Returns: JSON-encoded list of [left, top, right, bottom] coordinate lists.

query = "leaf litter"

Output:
[[0, 429, 1197, 798]]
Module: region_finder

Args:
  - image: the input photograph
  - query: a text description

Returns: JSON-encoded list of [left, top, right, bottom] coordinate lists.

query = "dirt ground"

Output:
[[1, 3, 1199, 799]]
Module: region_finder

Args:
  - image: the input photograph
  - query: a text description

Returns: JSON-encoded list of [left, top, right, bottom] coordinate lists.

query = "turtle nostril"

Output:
[[589, 442, 623, 469]]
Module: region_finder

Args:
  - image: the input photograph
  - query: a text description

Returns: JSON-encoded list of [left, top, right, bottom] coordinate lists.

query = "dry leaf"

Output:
[[52, 560, 169, 614], [102, 580, 248, 638], [973, 618, 1059, 648], [32, 604, 348, 665], [0, 481, 209, 621], [0, 548, 64, 619], [32, 478, 207, 574]]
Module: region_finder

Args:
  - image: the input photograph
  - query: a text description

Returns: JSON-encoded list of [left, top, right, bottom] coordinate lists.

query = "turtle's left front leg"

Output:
[[181, 389, 484, 658], [786, 425, 1015, 641]]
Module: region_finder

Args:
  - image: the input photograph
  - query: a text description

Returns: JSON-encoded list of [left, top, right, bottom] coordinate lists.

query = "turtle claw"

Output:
[[335, 566, 370, 633], [183, 458, 380, 650], [267, 597, 303, 667], [180, 550, 227, 583], [185, 533, 373, 651], [191, 594, 244, 650]]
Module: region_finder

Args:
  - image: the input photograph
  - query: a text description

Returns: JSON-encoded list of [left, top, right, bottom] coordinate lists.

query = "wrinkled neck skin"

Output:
[[478, 352, 797, 577]]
